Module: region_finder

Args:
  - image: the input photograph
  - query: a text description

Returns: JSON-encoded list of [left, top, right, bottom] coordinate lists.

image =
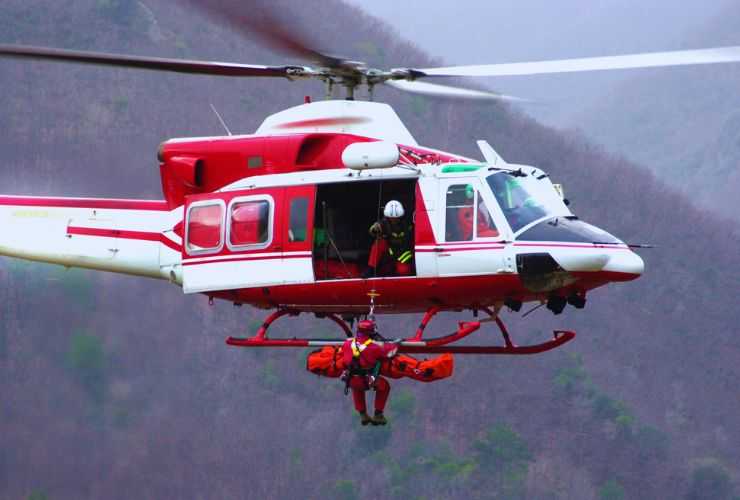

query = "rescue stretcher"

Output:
[[305, 345, 455, 382]]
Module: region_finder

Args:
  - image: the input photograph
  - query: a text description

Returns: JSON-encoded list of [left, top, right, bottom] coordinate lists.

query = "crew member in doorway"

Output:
[[342, 319, 398, 425], [366, 200, 414, 277]]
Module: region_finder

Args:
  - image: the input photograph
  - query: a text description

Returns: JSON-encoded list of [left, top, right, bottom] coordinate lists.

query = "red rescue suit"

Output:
[[342, 332, 398, 414], [457, 206, 500, 240]]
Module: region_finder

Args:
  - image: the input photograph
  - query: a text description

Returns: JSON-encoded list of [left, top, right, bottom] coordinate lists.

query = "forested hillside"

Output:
[[579, 2, 740, 223], [1, 1, 739, 499]]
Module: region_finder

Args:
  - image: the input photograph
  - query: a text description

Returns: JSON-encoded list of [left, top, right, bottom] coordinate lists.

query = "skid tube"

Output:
[[226, 307, 575, 355]]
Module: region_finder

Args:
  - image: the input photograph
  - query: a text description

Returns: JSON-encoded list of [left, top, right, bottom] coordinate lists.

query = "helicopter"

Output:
[[1, 2, 740, 356]]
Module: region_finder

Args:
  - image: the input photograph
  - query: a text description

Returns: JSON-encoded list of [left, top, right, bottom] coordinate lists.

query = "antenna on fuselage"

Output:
[[209, 103, 232, 136]]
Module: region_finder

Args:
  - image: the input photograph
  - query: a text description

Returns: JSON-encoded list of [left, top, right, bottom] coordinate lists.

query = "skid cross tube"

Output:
[[226, 309, 352, 347], [407, 321, 481, 346], [412, 306, 440, 341], [326, 314, 353, 338], [255, 309, 297, 340], [495, 317, 515, 349], [481, 306, 515, 348]]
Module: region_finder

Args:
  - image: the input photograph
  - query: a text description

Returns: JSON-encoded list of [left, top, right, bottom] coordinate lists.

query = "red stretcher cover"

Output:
[[306, 346, 454, 382]]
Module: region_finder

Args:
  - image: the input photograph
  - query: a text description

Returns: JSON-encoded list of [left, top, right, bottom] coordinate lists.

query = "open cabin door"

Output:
[[181, 186, 315, 294]]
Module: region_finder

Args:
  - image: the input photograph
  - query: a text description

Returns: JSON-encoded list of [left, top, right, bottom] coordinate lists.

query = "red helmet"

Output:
[[357, 319, 377, 335]]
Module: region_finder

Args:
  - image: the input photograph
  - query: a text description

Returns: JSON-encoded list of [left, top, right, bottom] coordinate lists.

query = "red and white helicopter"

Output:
[[2, 5, 739, 355]]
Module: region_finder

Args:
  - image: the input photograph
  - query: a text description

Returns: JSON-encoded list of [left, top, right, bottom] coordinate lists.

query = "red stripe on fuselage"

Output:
[[0, 196, 170, 211], [67, 226, 182, 252], [513, 243, 629, 249], [436, 240, 505, 246], [416, 245, 506, 252], [417, 242, 626, 251]]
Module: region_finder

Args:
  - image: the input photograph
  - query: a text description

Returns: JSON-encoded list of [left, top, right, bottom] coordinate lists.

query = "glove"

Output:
[[369, 222, 382, 236]]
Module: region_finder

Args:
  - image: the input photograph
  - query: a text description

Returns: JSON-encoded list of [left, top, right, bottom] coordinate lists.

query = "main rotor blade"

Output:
[[0, 44, 296, 77], [385, 80, 529, 102], [416, 46, 740, 78], [182, 0, 344, 68]]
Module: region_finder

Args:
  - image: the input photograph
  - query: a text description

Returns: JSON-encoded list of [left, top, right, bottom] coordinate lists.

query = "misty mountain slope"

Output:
[[578, 2, 740, 222], [347, 0, 731, 128], [1, 1, 740, 499]]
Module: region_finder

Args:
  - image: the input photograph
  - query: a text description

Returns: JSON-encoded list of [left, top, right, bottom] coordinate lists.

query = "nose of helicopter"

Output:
[[550, 247, 644, 280], [518, 218, 645, 281], [602, 248, 644, 279], [552, 247, 645, 281]]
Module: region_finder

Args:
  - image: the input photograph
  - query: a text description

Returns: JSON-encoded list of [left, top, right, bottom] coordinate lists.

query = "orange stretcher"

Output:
[[306, 346, 454, 382]]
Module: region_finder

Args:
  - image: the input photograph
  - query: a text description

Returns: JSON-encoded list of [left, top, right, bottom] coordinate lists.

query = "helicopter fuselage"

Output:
[[0, 101, 643, 316]]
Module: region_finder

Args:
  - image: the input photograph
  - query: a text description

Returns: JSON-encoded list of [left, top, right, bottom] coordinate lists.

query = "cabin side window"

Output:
[[445, 184, 475, 242], [475, 197, 500, 238], [444, 183, 500, 241], [186, 202, 224, 255], [228, 197, 273, 250]]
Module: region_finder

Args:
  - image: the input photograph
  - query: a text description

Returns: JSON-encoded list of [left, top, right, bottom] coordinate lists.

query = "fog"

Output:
[[345, 0, 730, 127]]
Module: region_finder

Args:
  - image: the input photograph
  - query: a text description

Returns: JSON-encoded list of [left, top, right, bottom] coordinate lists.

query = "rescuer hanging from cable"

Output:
[[341, 319, 398, 426]]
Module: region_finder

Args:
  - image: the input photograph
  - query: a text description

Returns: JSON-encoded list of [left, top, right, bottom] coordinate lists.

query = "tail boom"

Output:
[[0, 195, 182, 280]]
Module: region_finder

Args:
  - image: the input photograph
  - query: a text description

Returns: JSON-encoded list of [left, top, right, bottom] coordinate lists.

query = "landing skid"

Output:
[[226, 306, 575, 355]]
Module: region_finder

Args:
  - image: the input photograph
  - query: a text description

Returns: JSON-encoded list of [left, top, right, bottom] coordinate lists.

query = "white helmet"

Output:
[[384, 200, 404, 218]]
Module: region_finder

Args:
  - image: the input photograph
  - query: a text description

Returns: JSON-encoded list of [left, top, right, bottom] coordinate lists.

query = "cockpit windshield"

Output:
[[486, 171, 570, 233]]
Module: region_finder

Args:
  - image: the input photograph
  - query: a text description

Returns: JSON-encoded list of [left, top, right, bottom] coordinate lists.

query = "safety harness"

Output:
[[383, 221, 414, 264], [350, 338, 373, 357], [344, 337, 382, 395]]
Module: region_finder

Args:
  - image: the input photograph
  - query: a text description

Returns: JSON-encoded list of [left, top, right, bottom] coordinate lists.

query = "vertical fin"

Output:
[[476, 140, 505, 166]]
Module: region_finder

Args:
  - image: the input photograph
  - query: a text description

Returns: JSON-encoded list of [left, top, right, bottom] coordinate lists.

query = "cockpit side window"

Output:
[[487, 173, 548, 233]]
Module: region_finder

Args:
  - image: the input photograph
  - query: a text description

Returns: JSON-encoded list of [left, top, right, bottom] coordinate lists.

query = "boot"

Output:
[[359, 412, 372, 426], [371, 411, 387, 426]]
